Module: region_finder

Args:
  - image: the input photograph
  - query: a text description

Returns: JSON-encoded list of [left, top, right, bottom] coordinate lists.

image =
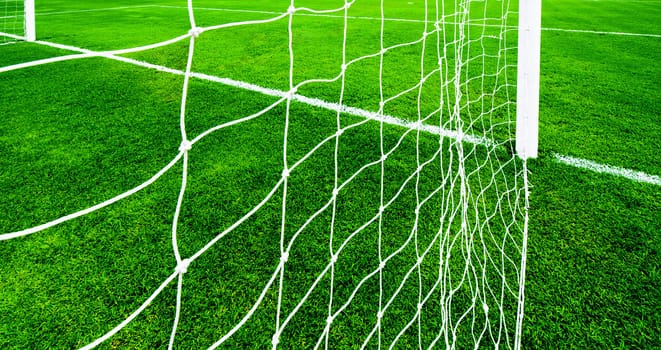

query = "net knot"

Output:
[[379, 261, 386, 269], [332, 188, 340, 198], [326, 315, 334, 325], [417, 257, 424, 266], [380, 48, 388, 55], [434, 21, 442, 31], [340, 63, 347, 72], [281, 251, 289, 263], [381, 154, 388, 162], [335, 129, 344, 138], [287, 5, 296, 15], [179, 139, 192, 152], [282, 168, 290, 178], [330, 254, 338, 264], [272, 334, 280, 347], [483, 303, 489, 313], [417, 303, 423, 311], [188, 27, 203, 38], [175, 258, 191, 274], [414, 207, 420, 215], [378, 205, 385, 214], [376, 311, 384, 319]]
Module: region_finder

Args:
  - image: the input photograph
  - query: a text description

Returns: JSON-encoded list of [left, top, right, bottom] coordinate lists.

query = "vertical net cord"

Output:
[[377, 0, 386, 348], [273, 2, 297, 348], [23, 0, 27, 38], [356, 1, 387, 348], [471, 13, 493, 338], [2, 0, 8, 36], [324, 1, 351, 349], [168, 1, 199, 348], [414, 2, 430, 348], [514, 160, 530, 350], [432, 0, 452, 347], [449, 0, 467, 346], [498, 0, 517, 345]]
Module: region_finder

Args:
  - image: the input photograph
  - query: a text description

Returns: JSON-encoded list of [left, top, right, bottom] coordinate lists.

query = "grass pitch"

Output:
[[1, 0, 660, 349]]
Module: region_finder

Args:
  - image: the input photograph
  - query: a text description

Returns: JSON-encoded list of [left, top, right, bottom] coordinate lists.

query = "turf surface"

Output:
[[1, 0, 659, 349]]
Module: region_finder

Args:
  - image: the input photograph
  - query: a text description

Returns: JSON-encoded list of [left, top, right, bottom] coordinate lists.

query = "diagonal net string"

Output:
[[0, 0, 529, 349]]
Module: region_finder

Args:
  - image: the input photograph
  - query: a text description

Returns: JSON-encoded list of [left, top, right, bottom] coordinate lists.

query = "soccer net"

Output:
[[0, 0, 536, 348], [0, 0, 34, 43]]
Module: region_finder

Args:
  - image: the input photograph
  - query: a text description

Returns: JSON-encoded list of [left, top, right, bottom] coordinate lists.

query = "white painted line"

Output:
[[151, 4, 434, 24], [34, 5, 153, 17], [8, 39, 660, 186], [5, 4, 659, 38], [23, 39, 493, 148], [0, 31, 23, 41], [543, 27, 661, 38], [150, 5, 661, 38], [554, 153, 661, 185], [0, 5, 154, 19], [188, 72, 492, 147], [35, 5, 151, 16]]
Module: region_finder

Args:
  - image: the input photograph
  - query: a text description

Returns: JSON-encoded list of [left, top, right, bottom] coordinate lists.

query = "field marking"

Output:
[[0, 5, 153, 19], [542, 27, 661, 38], [150, 5, 661, 38], [0, 31, 23, 41], [26, 39, 492, 148], [6, 4, 659, 38], [554, 153, 661, 185], [9, 38, 661, 186]]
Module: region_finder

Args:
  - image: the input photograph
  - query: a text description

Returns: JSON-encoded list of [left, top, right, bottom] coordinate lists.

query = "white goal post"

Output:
[[516, 0, 542, 159], [24, 0, 35, 41]]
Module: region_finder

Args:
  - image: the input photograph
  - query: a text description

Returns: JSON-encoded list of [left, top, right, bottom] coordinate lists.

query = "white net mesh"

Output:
[[1, 0, 530, 348], [0, 0, 24, 43]]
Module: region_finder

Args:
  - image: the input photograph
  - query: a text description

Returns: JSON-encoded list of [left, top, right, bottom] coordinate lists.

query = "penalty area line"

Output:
[[17, 38, 661, 186], [25, 39, 494, 149]]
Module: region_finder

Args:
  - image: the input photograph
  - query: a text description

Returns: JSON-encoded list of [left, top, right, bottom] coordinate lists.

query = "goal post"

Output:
[[24, 0, 36, 42], [516, 0, 542, 159]]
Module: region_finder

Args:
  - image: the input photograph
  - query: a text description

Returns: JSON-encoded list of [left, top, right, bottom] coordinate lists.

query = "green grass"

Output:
[[1, 0, 660, 349]]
